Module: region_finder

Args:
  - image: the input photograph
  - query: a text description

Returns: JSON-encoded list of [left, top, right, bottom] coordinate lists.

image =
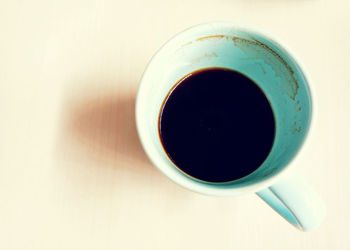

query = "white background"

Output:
[[1, 0, 349, 249]]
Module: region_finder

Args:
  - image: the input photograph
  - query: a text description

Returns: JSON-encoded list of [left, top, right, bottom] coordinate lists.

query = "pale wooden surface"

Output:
[[1, 0, 349, 249]]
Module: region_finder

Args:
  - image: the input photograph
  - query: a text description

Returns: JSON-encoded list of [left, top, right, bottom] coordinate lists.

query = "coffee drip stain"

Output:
[[180, 34, 299, 100]]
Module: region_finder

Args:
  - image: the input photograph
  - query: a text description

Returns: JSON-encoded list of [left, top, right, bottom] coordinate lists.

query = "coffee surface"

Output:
[[159, 68, 275, 182]]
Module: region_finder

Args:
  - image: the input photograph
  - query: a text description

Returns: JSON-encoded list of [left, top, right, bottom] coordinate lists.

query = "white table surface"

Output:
[[1, 0, 349, 249]]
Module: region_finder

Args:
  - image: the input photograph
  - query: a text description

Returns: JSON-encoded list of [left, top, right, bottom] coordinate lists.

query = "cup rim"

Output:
[[135, 21, 316, 196]]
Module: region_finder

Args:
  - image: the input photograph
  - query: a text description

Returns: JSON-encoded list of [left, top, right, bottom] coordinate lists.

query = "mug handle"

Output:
[[256, 170, 326, 231]]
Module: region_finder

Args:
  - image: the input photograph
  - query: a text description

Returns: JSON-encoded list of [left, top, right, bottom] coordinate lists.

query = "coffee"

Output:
[[159, 68, 275, 183]]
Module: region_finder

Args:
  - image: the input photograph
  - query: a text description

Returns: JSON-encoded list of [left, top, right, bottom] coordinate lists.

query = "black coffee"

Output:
[[159, 68, 275, 183]]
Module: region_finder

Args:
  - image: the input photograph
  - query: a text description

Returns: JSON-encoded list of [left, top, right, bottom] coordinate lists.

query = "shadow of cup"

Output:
[[68, 93, 146, 163], [56, 81, 160, 180]]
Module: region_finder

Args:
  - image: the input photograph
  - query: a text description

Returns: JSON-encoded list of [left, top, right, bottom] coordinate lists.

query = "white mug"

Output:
[[136, 22, 325, 231]]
